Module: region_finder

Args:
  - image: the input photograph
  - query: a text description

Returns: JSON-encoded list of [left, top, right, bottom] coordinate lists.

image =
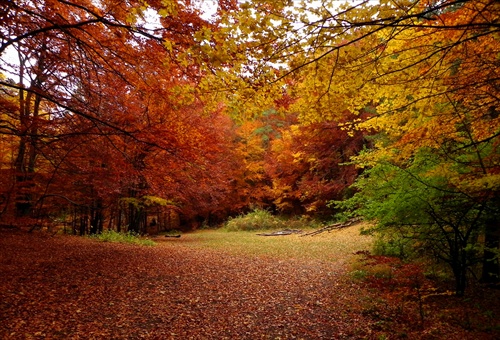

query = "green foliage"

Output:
[[224, 209, 285, 231], [120, 197, 142, 209], [287, 215, 323, 230], [90, 230, 155, 246], [142, 196, 177, 207], [350, 269, 369, 281], [223, 209, 321, 231], [120, 196, 177, 210], [340, 149, 490, 295], [372, 234, 416, 260], [163, 229, 182, 236]]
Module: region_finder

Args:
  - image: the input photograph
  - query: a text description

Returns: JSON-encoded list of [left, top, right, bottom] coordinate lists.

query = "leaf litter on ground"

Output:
[[0, 225, 499, 339]]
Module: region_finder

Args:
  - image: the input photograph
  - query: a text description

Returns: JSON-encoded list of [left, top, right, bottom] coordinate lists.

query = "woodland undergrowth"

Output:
[[89, 230, 156, 246]]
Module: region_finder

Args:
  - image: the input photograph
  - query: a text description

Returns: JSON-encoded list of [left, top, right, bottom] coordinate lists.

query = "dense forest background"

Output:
[[1, 0, 499, 295]]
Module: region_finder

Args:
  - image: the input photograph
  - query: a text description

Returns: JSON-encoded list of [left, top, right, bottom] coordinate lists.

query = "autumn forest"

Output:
[[1, 0, 500, 337]]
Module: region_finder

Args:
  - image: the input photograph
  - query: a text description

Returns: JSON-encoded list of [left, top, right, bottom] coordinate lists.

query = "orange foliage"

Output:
[[0, 0, 240, 231]]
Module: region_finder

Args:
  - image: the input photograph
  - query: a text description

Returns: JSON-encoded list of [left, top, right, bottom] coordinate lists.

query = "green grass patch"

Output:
[[90, 230, 156, 246], [165, 223, 373, 262], [161, 229, 182, 236]]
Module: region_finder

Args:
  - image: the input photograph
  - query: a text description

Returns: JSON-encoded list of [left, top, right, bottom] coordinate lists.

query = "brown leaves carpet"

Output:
[[0, 230, 370, 339], [1, 229, 498, 339]]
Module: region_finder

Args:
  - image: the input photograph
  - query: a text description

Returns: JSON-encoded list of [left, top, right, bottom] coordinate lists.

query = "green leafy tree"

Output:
[[340, 147, 496, 295]]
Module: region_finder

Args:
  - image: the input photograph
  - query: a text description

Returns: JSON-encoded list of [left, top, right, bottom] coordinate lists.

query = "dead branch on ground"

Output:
[[257, 229, 303, 236], [300, 218, 361, 237]]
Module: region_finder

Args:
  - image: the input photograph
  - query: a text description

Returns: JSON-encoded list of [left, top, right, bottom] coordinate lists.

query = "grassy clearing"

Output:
[[90, 230, 156, 246], [163, 223, 373, 262]]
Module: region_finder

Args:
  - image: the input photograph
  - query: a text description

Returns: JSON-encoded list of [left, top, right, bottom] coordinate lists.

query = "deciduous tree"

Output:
[[0, 0, 239, 230]]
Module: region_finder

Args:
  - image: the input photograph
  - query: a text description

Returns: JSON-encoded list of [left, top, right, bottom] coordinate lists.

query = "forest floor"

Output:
[[0, 227, 499, 339]]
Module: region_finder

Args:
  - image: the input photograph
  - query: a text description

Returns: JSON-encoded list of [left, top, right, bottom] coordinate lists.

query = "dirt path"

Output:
[[1, 230, 498, 339], [0, 230, 375, 339]]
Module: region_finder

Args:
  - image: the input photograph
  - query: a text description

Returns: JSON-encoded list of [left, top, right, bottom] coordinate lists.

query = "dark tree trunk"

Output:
[[14, 48, 44, 218], [128, 203, 143, 234], [455, 252, 468, 297], [89, 199, 104, 235], [117, 206, 122, 233], [449, 249, 467, 296], [79, 208, 88, 236]]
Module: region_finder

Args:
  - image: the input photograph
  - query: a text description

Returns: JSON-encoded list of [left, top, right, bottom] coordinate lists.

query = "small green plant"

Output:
[[163, 229, 182, 236], [350, 269, 369, 280], [90, 230, 155, 246]]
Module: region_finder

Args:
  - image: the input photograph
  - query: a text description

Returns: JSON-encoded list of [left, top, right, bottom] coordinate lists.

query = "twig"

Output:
[[257, 229, 304, 236], [300, 218, 361, 237]]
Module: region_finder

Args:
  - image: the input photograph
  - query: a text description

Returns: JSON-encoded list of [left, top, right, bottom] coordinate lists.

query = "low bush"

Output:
[[90, 230, 155, 246], [224, 209, 284, 231], [372, 233, 416, 260], [223, 209, 324, 232]]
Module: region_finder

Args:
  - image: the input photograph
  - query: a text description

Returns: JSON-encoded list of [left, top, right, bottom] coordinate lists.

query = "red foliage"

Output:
[[352, 251, 500, 338], [0, 1, 241, 230], [266, 112, 367, 215]]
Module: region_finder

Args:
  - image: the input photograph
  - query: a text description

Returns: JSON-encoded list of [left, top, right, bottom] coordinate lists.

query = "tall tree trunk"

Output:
[[117, 206, 122, 233], [79, 207, 89, 236], [14, 47, 44, 218], [14, 90, 34, 217], [14, 63, 30, 217], [90, 199, 103, 235]]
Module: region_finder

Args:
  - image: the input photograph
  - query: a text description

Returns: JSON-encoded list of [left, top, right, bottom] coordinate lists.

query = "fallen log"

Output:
[[300, 218, 361, 237], [257, 229, 303, 236]]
